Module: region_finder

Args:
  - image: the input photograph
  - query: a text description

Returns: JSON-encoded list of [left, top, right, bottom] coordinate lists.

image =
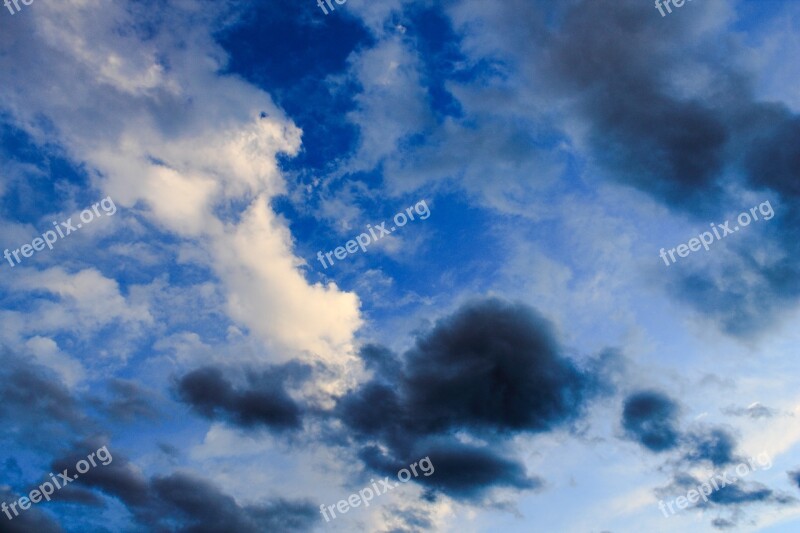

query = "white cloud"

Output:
[[0, 0, 363, 388], [24, 335, 86, 388], [5, 267, 152, 338]]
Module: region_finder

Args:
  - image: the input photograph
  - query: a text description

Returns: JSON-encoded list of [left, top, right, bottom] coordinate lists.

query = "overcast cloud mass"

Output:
[[1, 0, 800, 531]]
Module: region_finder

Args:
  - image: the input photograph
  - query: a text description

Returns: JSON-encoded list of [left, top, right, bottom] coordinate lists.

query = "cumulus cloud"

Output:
[[621, 390, 681, 453], [176, 364, 310, 432], [657, 471, 795, 529], [0, 0, 363, 383], [0, 349, 89, 449], [0, 486, 62, 532], [788, 469, 800, 490], [336, 298, 615, 499], [337, 0, 800, 336], [621, 390, 743, 468], [48, 440, 318, 532], [683, 428, 739, 468]]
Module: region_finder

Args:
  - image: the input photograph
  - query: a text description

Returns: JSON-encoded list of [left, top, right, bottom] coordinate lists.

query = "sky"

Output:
[[0, 0, 799, 531]]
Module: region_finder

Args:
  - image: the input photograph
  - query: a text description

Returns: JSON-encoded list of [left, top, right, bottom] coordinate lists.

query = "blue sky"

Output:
[[1, 0, 800, 531]]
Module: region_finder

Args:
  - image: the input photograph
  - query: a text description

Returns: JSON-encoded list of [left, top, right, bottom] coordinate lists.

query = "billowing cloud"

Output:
[[176, 364, 310, 432], [0, 487, 62, 532], [683, 428, 739, 468], [621, 390, 681, 452], [49, 441, 317, 532], [336, 298, 614, 499], [0, 0, 363, 381]]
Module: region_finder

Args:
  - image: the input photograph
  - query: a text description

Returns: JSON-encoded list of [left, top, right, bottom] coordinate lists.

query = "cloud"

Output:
[[337, 0, 800, 336], [722, 402, 777, 419], [23, 336, 85, 389], [530, 0, 800, 334], [622, 390, 742, 466], [788, 469, 800, 489], [707, 481, 795, 509], [7, 268, 152, 337], [711, 517, 736, 529], [621, 390, 681, 452], [150, 475, 317, 533], [176, 364, 310, 432], [0, 0, 363, 380], [49, 441, 317, 532], [0, 487, 62, 532], [95, 379, 160, 423], [656, 467, 796, 528], [0, 348, 89, 448], [336, 297, 614, 499], [683, 428, 738, 467]]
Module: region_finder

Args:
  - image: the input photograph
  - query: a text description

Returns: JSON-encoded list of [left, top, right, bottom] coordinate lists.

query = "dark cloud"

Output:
[[49, 441, 317, 532], [542, 0, 729, 210], [708, 482, 794, 507], [788, 469, 800, 490], [532, 0, 800, 335], [0, 349, 84, 427], [657, 470, 796, 529], [336, 298, 614, 499], [684, 428, 738, 467], [176, 363, 311, 432], [151, 474, 317, 533], [0, 487, 62, 533], [360, 440, 541, 499], [0, 348, 90, 450], [621, 390, 680, 452], [621, 391, 744, 467], [401, 299, 605, 433], [51, 438, 150, 507]]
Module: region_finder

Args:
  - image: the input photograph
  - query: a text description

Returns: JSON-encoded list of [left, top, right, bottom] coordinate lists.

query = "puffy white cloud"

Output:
[[24, 335, 86, 388], [0, 0, 363, 381]]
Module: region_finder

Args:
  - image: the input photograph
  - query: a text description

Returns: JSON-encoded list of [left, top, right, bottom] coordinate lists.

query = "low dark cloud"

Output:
[[788, 469, 800, 490], [0, 348, 91, 451], [708, 482, 794, 507], [657, 468, 796, 529], [621, 390, 741, 467], [621, 390, 680, 452], [534, 0, 800, 335], [48, 441, 317, 532], [336, 298, 615, 500], [176, 363, 311, 432], [683, 428, 738, 468], [151, 475, 317, 533], [542, 0, 729, 211], [0, 487, 62, 533], [401, 299, 604, 434]]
